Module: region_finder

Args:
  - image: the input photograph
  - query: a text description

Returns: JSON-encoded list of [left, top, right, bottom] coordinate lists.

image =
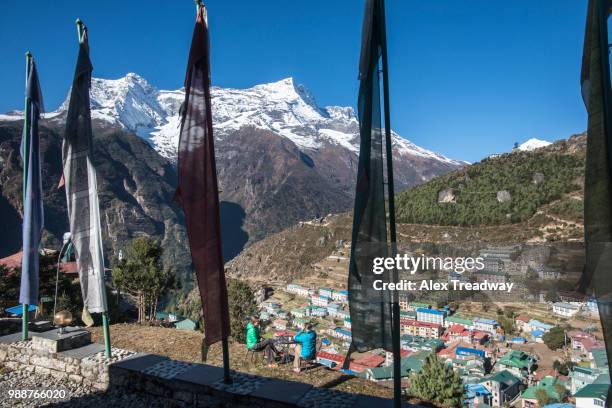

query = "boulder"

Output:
[[497, 190, 512, 203], [437, 188, 456, 203], [532, 172, 545, 185]]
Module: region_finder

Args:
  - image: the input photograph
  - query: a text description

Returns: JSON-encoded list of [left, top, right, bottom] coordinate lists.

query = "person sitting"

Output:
[[245, 317, 280, 367], [293, 323, 317, 373]]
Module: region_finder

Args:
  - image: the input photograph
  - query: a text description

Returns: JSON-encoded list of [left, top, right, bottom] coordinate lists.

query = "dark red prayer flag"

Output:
[[176, 5, 230, 346]]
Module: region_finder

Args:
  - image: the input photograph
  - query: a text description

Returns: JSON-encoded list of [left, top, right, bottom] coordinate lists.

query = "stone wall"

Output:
[[0, 341, 133, 391], [0, 334, 413, 407]]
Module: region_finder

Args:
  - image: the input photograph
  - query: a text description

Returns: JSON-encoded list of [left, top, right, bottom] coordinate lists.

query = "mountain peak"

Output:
[[518, 138, 552, 151]]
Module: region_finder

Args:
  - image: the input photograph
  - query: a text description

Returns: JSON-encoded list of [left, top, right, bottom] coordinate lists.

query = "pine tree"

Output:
[[410, 353, 464, 407]]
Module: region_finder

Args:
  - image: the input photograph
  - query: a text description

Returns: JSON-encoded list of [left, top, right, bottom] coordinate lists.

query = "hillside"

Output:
[[396, 133, 586, 226], [224, 133, 587, 286], [0, 121, 192, 285]]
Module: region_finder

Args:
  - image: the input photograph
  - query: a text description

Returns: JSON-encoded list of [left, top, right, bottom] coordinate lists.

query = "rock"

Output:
[[497, 190, 512, 203], [532, 172, 545, 185], [437, 188, 456, 203], [316, 236, 327, 247]]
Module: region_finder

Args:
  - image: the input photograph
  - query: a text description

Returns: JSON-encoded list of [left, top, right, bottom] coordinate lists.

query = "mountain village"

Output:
[[248, 241, 608, 408]]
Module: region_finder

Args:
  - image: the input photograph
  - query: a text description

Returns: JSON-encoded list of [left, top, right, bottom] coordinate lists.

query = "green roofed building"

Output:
[[496, 350, 534, 378], [175, 318, 198, 331], [591, 348, 608, 370], [445, 315, 474, 328], [364, 351, 428, 382], [408, 302, 431, 311], [480, 370, 521, 407], [521, 377, 567, 407], [400, 335, 443, 353], [574, 383, 608, 408], [400, 310, 417, 320]]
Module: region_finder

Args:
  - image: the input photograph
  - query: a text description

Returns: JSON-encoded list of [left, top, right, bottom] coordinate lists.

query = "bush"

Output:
[[227, 278, 257, 343]]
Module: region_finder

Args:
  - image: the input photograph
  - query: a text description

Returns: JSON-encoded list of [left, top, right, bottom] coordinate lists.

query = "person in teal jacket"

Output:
[[293, 323, 317, 373], [245, 317, 279, 367]]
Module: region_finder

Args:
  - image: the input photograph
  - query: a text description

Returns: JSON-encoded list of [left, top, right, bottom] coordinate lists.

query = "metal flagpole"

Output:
[[377, 0, 401, 406], [74, 18, 112, 358], [22, 51, 32, 342]]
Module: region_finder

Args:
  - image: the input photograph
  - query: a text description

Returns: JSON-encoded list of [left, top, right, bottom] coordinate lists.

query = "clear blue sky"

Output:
[[0, 1, 588, 162]]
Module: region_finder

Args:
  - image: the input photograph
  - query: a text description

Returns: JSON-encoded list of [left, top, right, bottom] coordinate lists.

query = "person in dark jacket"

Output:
[[245, 317, 279, 367], [293, 323, 317, 373]]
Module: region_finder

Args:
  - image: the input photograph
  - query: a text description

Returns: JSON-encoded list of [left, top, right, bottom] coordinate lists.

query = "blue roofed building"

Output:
[[474, 318, 498, 334], [416, 307, 445, 326], [465, 383, 492, 407]]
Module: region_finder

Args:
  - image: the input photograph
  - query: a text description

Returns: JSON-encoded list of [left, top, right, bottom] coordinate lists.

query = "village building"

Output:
[[416, 307, 445, 326], [291, 307, 307, 318], [316, 351, 345, 369], [570, 365, 610, 394], [319, 288, 335, 299], [574, 383, 608, 408], [364, 352, 427, 382], [520, 376, 567, 408], [383, 349, 411, 367], [515, 315, 530, 332], [326, 303, 343, 317], [526, 319, 554, 333], [552, 302, 580, 317], [400, 318, 443, 339], [465, 383, 492, 407], [407, 301, 430, 312], [496, 350, 535, 379], [442, 324, 472, 343], [590, 348, 608, 370], [331, 289, 348, 302], [343, 317, 351, 329], [475, 270, 507, 284], [474, 317, 498, 334], [399, 335, 443, 353], [336, 309, 350, 320], [310, 294, 331, 307], [444, 314, 474, 330], [175, 318, 198, 331], [272, 319, 288, 330], [329, 327, 352, 342], [480, 370, 522, 407], [309, 306, 327, 317]]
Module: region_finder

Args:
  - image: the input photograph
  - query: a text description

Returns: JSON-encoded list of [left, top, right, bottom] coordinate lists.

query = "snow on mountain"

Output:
[[518, 138, 552, 151], [7, 73, 463, 168]]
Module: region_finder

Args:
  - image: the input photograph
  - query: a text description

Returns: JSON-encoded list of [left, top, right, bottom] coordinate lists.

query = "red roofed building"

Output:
[[0, 251, 78, 275], [0, 251, 22, 270], [442, 324, 472, 343], [353, 353, 385, 369], [472, 330, 490, 345], [515, 315, 530, 332], [316, 351, 345, 369]]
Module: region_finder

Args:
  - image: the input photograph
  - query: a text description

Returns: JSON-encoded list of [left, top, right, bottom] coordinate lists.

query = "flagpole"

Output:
[[377, 0, 401, 406], [192, 0, 231, 383], [22, 51, 32, 342], [74, 18, 112, 359]]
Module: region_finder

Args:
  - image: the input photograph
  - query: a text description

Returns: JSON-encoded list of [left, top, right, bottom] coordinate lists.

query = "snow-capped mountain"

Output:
[[518, 138, 552, 151], [42, 73, 462, 172], [1, 73, 465, 247]]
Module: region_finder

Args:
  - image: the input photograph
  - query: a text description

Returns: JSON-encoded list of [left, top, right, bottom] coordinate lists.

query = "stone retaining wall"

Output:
[[0, 336, 413, 407], [0, 341, 132, 391]]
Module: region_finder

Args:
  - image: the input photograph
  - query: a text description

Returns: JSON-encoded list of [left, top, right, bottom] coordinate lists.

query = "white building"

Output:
[[311, 294, 331, 307], [552, 302, 579, 317], [474, 318, 498, 334], [416, 308, 445, 326]]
